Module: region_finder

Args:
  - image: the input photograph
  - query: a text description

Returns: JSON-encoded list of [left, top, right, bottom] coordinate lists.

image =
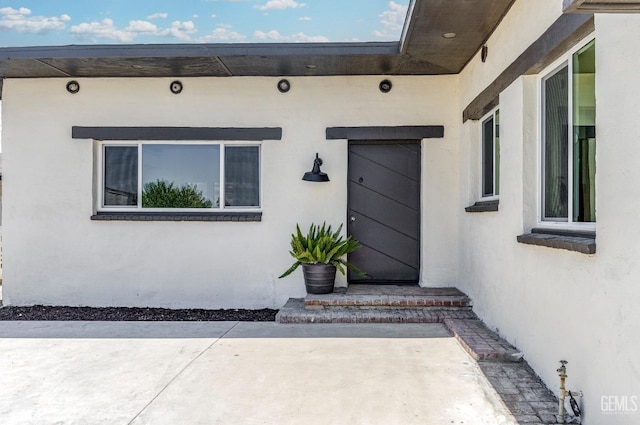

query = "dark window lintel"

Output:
[[73, 126, 282, 141], [462, 13, 594, 122]]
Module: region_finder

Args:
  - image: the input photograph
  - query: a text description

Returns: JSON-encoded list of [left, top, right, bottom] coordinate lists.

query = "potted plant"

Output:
[[279, 222, 365, 294]]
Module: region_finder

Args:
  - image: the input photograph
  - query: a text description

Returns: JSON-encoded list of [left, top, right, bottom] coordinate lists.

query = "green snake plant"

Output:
[[279, 222, 365, 278]]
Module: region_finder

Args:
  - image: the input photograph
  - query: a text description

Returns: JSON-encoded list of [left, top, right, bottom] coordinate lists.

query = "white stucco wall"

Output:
[[1, 75, 460, 309], [458, 2, 640, 423], [4, 1, 639, 422]]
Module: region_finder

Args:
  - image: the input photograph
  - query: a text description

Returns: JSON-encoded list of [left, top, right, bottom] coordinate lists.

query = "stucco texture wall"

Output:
[[458, 2, 640, 423], [1, 75, 460, 309]]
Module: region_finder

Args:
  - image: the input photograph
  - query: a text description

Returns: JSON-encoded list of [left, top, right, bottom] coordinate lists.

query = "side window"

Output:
[[101, 143, 261, 211], [541, 39, 595, 224], [481, 108, 500, 198]]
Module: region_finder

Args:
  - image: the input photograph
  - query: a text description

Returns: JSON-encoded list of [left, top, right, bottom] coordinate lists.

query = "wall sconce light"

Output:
[[170, 80, 183, 94], [66, 80, 80, 94], [481, 45, 488, 63], [302, 153, 329, 182], [277, 79, 291, 93], [379, 79, 392, 93]]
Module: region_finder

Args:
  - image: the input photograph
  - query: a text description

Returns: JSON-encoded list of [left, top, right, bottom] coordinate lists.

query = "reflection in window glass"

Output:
[[495, 109, 500, 196], [225, 146, 260, 207], [102, 142, 261, 210], [542, 38, 595, 224], [543, 65, 569, 220], [572, 40, 596, 222], [104, 146, 138, 206], [481, 109, 499, 198], [142, 144, 220, 208], [482, 116, 494, 197]]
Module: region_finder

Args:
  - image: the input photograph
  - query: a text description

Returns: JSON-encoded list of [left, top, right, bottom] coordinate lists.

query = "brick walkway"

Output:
[[277, 285, 568, 424], [480, 363, 564, 424], [446, 320, 565, 424]]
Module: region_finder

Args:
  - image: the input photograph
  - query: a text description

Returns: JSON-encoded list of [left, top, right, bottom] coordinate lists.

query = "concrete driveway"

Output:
[[0, 322, 516, 425]]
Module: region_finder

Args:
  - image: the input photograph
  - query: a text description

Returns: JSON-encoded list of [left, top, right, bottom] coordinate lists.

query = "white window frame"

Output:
[[537, 35, 595, 231], [98, 140, 262, 213], [480, 107, 500, 200]]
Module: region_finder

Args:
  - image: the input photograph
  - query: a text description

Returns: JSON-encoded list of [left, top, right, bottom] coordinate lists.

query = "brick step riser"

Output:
[[305, 305, 473, 311], [304, 300, 472, 309], [276, 302, 478, 324], [278, 316, 444, 324]]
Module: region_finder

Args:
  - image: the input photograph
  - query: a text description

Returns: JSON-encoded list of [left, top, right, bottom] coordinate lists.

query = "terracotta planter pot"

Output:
[[301, 263, 336, 294]]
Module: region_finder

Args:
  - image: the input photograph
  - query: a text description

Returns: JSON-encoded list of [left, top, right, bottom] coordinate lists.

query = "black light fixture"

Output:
[[379, 79, 392, 93], [302, 153, 329, 182], [170, 80, 183, 94], [277, 79, 291, 93], [66, 80, 80, 94], [481, 45, 488, 63]]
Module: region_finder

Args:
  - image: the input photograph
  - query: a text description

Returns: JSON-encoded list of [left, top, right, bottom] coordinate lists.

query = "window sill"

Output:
[[91, 211, 262, 222], [465, 200, 499, 213], [516, 228, 595, 254]]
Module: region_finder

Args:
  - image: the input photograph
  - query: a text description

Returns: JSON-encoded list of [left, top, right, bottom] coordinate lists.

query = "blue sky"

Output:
[[0, 0, 409, 47]]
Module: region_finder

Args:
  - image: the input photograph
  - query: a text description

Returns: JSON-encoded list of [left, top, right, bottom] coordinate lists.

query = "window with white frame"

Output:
[[481, 108, 500, 198], [101, 142, 261, 211], [541, 38, 595, 225]]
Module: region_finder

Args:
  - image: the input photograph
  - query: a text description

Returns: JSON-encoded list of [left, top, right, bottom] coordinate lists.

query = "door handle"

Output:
[[350, 216, 356, 222]]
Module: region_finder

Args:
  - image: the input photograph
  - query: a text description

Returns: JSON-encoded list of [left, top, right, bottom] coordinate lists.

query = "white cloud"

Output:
[[298, 16, 311, 21], [199, 24, 246, 42], [290, 32, 328, 42], [160, 20, 197, 41], [69, 18, 135, 42], [193, 14, 199, 19], [254, 29, 327, 42], [374, 1, 408, 39], [211, 14, 217, 18], [0, 6, 30, 16], [0, 7, 70, 34], [254, 29, 280, 40], [125, 20, 158, 34], [380, 1, 407, 31], [70, 18, 194, 43], [147, 12, 168, 20], [255, 0, 306, 11]]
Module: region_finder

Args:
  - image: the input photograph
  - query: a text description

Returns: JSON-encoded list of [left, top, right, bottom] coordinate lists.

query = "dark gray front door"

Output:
[[347, 141, 421, 283]]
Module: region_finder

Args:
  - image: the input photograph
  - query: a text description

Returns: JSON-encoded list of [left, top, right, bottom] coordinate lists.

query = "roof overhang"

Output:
[[564, 0, 640, 13], [0, 0, 516, 96]]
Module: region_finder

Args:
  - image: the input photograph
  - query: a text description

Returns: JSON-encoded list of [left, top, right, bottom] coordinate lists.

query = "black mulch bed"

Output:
[[0, 305, 278, 321]]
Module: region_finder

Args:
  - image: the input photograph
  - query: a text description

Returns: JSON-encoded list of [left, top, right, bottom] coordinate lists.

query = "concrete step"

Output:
[[304, 285, 472, 310], [276, 299, 477, 324]]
